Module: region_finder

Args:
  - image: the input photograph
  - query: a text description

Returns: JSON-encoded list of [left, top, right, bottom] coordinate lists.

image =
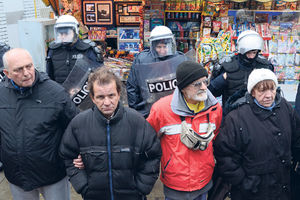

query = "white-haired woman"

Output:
[[214, 68, 300, 200]]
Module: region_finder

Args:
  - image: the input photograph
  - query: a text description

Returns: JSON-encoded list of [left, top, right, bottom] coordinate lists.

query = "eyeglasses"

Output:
[[190, 79, 209, 88]]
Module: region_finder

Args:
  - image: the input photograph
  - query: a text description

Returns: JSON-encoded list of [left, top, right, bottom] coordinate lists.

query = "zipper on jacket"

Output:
[[162, 155, 172, 178], [106, 120, 114, 200]]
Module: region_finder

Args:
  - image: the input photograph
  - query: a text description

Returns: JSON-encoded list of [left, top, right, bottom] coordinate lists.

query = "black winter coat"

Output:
[[60, 104, 162, 200], [0, 71, 79, 191], [214, 93, 300, 200]]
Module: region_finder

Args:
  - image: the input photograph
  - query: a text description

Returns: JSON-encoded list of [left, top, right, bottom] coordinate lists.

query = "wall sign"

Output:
[[115, 2, 141, 26]]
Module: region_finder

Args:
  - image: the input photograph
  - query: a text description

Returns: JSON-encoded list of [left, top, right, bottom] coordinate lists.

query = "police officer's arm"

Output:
[[126, 62, 144, 110], [208, 72, 228, 97], [86, 47, 104, 64], [84, 40, 104, 64], [59, 124, 88, 196], [46, 49, 55, 80]]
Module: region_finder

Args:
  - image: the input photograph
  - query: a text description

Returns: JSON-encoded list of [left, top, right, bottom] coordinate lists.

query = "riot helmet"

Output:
[[54, 15, 79, 44], [0, 43, 10, 81], [0, 43, 10, 68], [237, 30, 263, 55], [149, 26, 176, 58]]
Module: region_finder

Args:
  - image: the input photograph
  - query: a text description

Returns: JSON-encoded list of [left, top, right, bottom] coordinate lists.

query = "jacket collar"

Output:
[[170, 87, 218, 117], [94, 102, 124, 124], [246, 92, 281, 120], [4, 70, 49, 95]]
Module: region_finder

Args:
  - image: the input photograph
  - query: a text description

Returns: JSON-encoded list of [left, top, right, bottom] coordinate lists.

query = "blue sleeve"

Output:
[[208, 72, 228, 97], [86, 48, 103, 65]]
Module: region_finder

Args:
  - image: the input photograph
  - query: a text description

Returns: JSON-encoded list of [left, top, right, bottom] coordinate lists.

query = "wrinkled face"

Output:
[[155, 43, 168, 57], [252, 82, 276, 107], [182, 77, 208, 104], [4, 50, 35, 87], [246, 50, 258, 59], [90, 81, 120, 118]]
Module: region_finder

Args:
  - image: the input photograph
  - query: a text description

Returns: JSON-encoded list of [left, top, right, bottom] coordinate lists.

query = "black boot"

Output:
[[0, 161, 3, 171]]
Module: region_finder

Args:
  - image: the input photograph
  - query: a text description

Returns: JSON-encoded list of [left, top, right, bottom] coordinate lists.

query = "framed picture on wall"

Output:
[[86, 3, 95, 12], [83, 0, 113, 25], [86, 13, 96, 22], [97, 2, 112, 23]]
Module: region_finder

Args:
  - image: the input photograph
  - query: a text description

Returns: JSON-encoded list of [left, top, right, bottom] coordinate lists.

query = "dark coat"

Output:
[[126, 50, 186, 117], [295, 84, 300, 117], [292, 83, 300, 200], [0, 71, 79, 191], [59, 104, 162, 200], [214, 93, 300, 200]]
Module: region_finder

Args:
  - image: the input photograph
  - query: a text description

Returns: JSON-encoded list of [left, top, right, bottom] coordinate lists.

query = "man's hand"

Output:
[[73, 154, 84, 169], [223, 72, 227, 80]]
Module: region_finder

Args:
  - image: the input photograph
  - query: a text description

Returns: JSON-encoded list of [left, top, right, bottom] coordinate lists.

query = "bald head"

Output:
[[3, 48, 32, 69], [3, 48, 36, 87]]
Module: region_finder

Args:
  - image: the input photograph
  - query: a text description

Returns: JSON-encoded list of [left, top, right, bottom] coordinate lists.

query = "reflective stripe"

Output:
[[159, 123, 190, 135], [159, 122, 216, 135], [199, 123, 216, 133]]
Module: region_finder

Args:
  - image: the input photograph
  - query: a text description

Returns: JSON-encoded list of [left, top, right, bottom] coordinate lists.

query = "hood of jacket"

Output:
[[170, 87, 218, 117]]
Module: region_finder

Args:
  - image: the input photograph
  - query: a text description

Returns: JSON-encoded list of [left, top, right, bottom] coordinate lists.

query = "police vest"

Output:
[[48, 40, 94, 84], [222, 55, 273, 104]]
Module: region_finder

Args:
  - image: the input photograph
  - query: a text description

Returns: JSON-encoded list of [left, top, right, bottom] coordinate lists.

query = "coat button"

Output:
[[278, 132, 282, 136], [282, 160, 286, 164], [282, 185, 288, 191], [272, 113, 276, 116]]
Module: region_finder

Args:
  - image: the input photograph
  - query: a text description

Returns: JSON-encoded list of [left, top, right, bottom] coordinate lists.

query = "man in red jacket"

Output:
[[147, 60, 223, 200]]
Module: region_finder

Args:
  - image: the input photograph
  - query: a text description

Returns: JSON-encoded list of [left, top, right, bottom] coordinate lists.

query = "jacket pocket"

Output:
[[162, 154, 172, 179], [80, 146, 108, 174], [111, 145, 136, 190]]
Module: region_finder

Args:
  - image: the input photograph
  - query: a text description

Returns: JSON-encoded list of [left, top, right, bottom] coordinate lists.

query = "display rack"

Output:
[[164, 10, 201, 53]]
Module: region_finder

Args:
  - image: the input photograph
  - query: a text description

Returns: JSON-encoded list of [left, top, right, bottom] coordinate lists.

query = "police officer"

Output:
[[46, 15, 103, 84], [208, 30, 274, 113], [126, 25, 188, 117]]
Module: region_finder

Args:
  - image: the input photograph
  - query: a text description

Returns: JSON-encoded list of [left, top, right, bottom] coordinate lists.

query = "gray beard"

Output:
[[187, 91, 208, 102]]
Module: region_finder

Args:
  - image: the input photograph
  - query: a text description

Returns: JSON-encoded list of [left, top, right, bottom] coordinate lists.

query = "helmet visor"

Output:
[[55, 27, 76, 44], [151, 38, 176, 58]]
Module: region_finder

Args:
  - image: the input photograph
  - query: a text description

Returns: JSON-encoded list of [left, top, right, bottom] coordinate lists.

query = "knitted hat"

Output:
[[176, 61, 208, 90], [247, 68, 278, 93]]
